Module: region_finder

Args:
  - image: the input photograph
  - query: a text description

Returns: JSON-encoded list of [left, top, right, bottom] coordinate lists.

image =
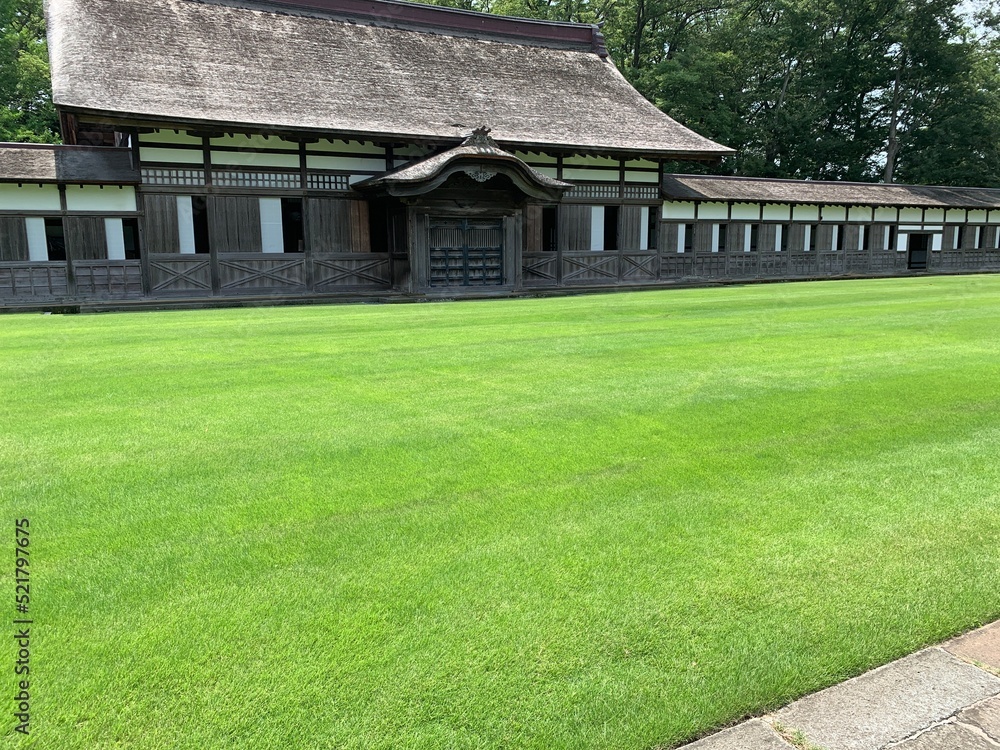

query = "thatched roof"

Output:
[[0, 144, 139, 184], [662, 174, 1000, 209], [46, 0, 734, 158]]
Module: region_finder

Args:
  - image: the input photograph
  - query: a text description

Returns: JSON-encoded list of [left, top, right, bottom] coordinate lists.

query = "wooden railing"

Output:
[[521, 246, 958, 289], [0, 262, 68, 299], [148, 251, 392, 297], [74, 260, 143, 299]]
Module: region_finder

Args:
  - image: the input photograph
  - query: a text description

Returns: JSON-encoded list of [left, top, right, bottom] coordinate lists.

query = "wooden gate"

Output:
[[428, 217, 504, 287]]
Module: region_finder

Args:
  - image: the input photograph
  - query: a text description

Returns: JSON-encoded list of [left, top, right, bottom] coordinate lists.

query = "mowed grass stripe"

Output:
[[1, 275, 999, 749]]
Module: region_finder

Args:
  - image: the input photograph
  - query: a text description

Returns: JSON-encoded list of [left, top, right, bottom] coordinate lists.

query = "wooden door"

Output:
[[428, 217, 504, 287]]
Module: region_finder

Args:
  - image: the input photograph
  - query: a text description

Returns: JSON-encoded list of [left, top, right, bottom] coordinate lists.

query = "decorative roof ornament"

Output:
[[464, 126, 498, 149], [464, 167, 498, 183]]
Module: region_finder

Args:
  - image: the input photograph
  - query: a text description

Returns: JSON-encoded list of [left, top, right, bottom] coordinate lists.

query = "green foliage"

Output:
[[2, 0, 998, 181], [0, 0, 58, 143], [2, 279, 1000, 748], [420, 0, 1000, 186]]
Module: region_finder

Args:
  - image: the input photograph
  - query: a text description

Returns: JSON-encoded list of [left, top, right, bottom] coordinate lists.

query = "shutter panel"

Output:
[[65, 217, 107, 260], [0, 217, 29, 261], [524, 205, 543, 253], [308, 198, 371, 252], [143, 195, 180, 253], [558, 205, 591, 252], [619, 206, 642, 250], [208, 196, 262, 252]]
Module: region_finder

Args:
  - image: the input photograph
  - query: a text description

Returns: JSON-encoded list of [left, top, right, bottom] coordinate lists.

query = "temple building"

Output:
[[0, 0, 998, 308]]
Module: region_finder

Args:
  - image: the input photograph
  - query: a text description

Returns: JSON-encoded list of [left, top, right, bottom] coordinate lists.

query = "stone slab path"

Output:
[[679, 620, 1000, 750]]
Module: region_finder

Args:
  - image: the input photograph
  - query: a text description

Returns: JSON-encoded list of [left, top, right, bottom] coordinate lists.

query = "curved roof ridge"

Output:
[[356, 127, 571, 197]]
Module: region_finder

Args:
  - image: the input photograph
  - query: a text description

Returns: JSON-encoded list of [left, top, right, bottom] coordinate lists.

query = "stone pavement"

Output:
[[679, 620, 1000, 750]]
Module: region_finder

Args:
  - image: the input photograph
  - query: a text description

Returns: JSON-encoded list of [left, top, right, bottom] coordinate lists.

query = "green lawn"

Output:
[[2, 276, 1000, 749]]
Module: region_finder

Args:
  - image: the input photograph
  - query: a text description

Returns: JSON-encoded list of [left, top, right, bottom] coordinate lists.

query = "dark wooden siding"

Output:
[[787, 224, 807, 252], [558, 205, 590, 252], [307, 198, 371, 253], [65, 217, 107, 260], [693, 222, 713, 253], [661, 223, 678, 253], [208, 196, 262, 253], [619, 206, 642, 250], [143, 194, 180, 254], [759, 224, 777, 252], [524, 205, 543, 253], [0, 217, 29, 262]]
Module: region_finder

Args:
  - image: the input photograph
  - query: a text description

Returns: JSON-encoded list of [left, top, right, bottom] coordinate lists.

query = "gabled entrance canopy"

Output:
[[355, 128, 571, 202]]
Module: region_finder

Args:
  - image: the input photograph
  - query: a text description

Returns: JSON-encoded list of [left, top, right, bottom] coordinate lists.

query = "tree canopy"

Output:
[[0, 0, 58, 143], [1, 0, 998, 185]]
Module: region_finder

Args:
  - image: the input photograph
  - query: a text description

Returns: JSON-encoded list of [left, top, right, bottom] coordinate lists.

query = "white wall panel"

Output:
[[105, 218, 126, 260], [66, 186, 137, 212], [176, 196, 196, 255], [624, 171, 659, 183], [663, 202, 695, 220], [25, 218, 48, 261], [563, 168, 619, 182], [0, 183, 60, 211], [821, 205, 847, 222], [731, 203, 760, 221], [698, 202, 728, 220], [259, 198, 283, 253], [307, 155, 386, 172], [590, 207, 605, 251], [140, 147, 204, 165], [763, 204, 791, 221], [212, 151, 299, 168], [139, 129, 203, 146]]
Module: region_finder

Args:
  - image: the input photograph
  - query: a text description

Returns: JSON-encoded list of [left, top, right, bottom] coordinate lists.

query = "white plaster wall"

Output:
[[624, 171, 659, 184], [821, 205, 847, 222], [306, 155, 386, 172], [663, 202, 695, 220], [730, 203, 759, 221], [763, 204, 791, 221], [65, 186, 136, 212], [139, 129, 202, 145], [212, 151, 300, 169], [140, 147, 204, 165], [563, 168, 618, 182], [698, 202, 728, 220], [210, 134, 298, 151], [0, 183, 60, 211]]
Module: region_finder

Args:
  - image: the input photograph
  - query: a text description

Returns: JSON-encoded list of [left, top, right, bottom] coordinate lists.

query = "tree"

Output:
[[0, 0, 59, 143]]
